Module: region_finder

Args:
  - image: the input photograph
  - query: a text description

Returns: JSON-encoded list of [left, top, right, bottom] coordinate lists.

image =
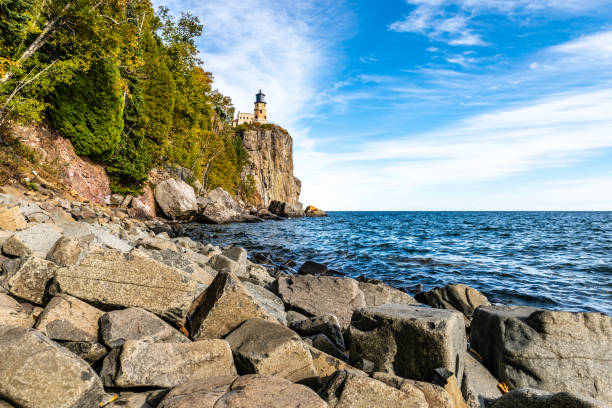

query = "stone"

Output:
[[373, 372, 454, 408], [433, 368, 468, 408], [246, 261, 274, 285], [470, 306, 612, 403], [207, 253, 247, 278], [110, 194, 124, 206], [358, 281, 419, 307], [415, 284, 489, 324], [298, 260, 329, 275], [0, 326, 105, 408], [154, 179, 198, 220], [147, 249, 214, 286], [0, 231, 12, 247], [462, 353, 502, 408], [2, 223, 62, 257], [199, 188, 244, 224], [348, 304, 467, 384], [158, 375, 327, 408], [35, 294, 104, 343], [46, 236, 84, 266], [61, 222, 132, 252], [305, 205, 327, 217], [138, 236, 179, 252], [320, 370, 430, 408], [277, 275, 366, 328], [101, 339, 236, 388], [242, 281, 287, 325], [304, 333, 348, 361], [128, 185, 157, 220], [225, 318, 317, 383], [287, 310, 308, 325], [50, 249, 199, 324], [0, 401, 14, 407], [291, 314, 345, 351], [489, 388, 610, 408], [100, 307, 189, 348], [190, 271, 273, 340], [62, 341, 108, 365], [0, 293, 35, 327], [222, 246, 247, 268], [268, 200, 305, 217], [308, 345, 364, 382], [5, 256, 57, 305], [0, 206, 27, 231]]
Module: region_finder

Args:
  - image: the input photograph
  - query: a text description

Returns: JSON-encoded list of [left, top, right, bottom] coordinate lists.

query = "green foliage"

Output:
[[48, 60, 123, 157]]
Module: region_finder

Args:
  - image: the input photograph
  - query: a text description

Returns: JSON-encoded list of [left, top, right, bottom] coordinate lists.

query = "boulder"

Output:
[[320, 370, 431, 408], [358, 281, 419, 307], [207, 253, 247, 278], [154, 179, 198, 220], [308, 345, 364, 382], [246, 261, 274, 285], [61, 222, 132, 252], [290, 314, 345, 351], [373, 372, 454, 408], [2, 223, 62, 258], [101, 339, 236, 388], [199, 188, 244, 224], [298, 260, 329, 275], [348, 304, 466, 384], [277, 275, 366, 328], [147, 249, 214, 286], [50, 249, 199, 324], [470, 306, 612, 403], [128, 185, 157, 220], [242, 281, 287, 325], [415, 284, 489, 324], [190, 271, 274, 340], [100, 307, 189, 348], [489, 388, 609, 408], [0, 326, 104, 408], [5, 256, 57, 305], [158, 375, 327, 408], [0, 293, 35, 327], [268, 200, 304, 217], [433, 368, 468, 408], [304, 333, 348, 361], [462, 353, 502, 408], [35, 294, 104, 343], [287, 310, 308, 325], [225, 318, 317, 383], [305, 205, 327, 217], [0, 206, 27, 231], [138, 236, 179, 252], [46, 236, 84, 266], [62, 341, 108, 365]]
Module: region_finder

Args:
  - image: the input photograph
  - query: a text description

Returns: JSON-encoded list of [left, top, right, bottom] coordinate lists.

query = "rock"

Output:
[[268, 200, 304, 217], [290, 314, 345, 351], [5, 256, 57, 305], [277, 275, 366, 328], [138, 236, 179, 252], [308, 345, 364, 382], [207, 253, 247, 278], [225, 318, 317, 383], [0, 293, 35, 327], [2, 223, 62, 257], [62, 341, 108, 365], [100, 307, 189, 348], [304, 333, 348, 361], [190, 271, 274, 340], [50, 249, 199, 324], [287, 310, 308, 325], [415, 284, 489, 324], [110, 194, 124, 206], [101, 339, 236, 388], [147, 249, 214, 286], [246, 261, 274, 285], [46, 236, 84, 266], [298, 260, 329, 275], [305, 205, 327, 217], [120, 194, 133, 210], [199, 188, 244, 224], [358, 281, 419, 307], [35, 294, 104, 343], [0, 206, 27, 231], [470, 306, 612, 403], [222, 246, 247, 267], [372, 372, 454, 408], [242, 281, 287, 325], [0, 401, 14, 407], [0, 231, 12, 247], [154, 179, 198, 220], [320, 370, 431, 408], [0, 326, 104, 408], [433, 368, 468, 408], [462, 353, 502, 408], [61, 223, 132, 252], [348, 304, 466, 384], [489, 388, 610, 408], [128, 185, 157, 220], [158, 375, 326, 408]]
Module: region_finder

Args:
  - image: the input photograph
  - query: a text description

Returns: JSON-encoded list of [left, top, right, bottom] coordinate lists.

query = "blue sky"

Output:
[[155, 0, 612, 210]]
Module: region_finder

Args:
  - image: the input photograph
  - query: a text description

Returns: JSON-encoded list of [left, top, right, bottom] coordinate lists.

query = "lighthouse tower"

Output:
[[254, 90, 268, 124]]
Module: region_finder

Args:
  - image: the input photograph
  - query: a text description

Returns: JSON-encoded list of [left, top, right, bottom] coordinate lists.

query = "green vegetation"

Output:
[[0, 0, 253, 198]]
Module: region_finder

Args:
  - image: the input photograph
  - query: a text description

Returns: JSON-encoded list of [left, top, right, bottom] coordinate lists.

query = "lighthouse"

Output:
[[254, 90, 268, 124]]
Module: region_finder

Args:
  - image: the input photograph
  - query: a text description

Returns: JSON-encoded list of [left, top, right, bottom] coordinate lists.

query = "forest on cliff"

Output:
[[0, 0, 254, 198]]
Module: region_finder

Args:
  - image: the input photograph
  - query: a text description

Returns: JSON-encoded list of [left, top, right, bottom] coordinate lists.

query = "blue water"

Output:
[[186, 212, 612, 315]]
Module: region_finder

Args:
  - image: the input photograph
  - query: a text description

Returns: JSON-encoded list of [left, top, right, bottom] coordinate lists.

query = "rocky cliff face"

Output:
[[239, 126, 301, 208]]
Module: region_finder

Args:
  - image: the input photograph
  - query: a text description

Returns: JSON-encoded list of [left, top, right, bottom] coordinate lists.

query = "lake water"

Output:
[[186, 212, 612, 315]]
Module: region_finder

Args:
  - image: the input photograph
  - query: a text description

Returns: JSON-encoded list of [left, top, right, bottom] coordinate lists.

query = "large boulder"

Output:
[[348, 304, 466, 384], [190, 271, 274, 340], [489, 388, 609, 408], [373, 372, 454, 408], [1, 223, 62, 258], [154, 179, 198, 220], [277, 275, 366, 328], [147, 249, 214, 286], [50, 249, 199, 324], [99, 307, 189, 348], [415, 284, 489, 324], [242, 281, 287, 325], [305, 205, 327, 217], [157, 375, 327, 408], [0, 206, 27, 231], [358, 281, 419, 307], [290, 314, 345, 351], [46, 236, 84, 266], [5, 256, 57, 305], [308, 345, 364, 382], [462, 353, 502, 408], [207, 253, 247, 278], [470, 306, 612, 403], [304, 333, 348, 361], [0, 293, 35, 327], [35, 294, 104, 343], [101, 339, 236, 388], [225, 318, 317, 383], [199, 188, 244, 224], [268, 200, 304, 217], [0, 326, 105, 408]]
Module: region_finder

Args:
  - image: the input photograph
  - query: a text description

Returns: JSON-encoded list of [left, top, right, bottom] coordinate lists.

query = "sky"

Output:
[[154, 0, 612, 210]]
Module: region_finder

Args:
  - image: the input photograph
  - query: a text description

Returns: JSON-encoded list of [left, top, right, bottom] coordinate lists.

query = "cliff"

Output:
[[239, 125, 302, 208]]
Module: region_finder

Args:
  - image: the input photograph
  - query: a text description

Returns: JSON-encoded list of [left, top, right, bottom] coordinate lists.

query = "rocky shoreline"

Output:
[[0, 183, 610, 408]]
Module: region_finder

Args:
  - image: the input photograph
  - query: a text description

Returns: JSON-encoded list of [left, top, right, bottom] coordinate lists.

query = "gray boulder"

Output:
[[199, 188, 244, 224], [1, 223, 62, 258], [147, 249, 214, 286], [268, 200, 304, 217], [0, 326, 105, 408], [304, 333, 348, 361], [358, 281, 419, 307], [242, 281, 287, 325], [290, 314, 345, 351], [62, 341, 108, 365], [5, 256, 57, 305], [154, 179, 198, 220], [207, 253, 247, 278], [100, 307, 189, 348], [489, 388, 610, 408], [462, 353, 502, 408], [0, 293, 35, 327], [35, 293, 104, 343], [470, 305, 612, 403], [415, 284, 489, 324], [373, 372, 454, 408], [46, 236, 84, 266], [101, 339, 236, 388], [348, 304, 466, 384]]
